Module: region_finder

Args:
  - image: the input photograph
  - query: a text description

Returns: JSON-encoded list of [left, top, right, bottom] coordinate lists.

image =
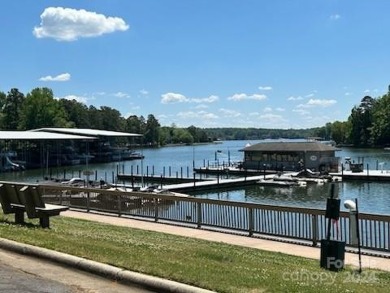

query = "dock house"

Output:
[[241, 141, 339, 172]]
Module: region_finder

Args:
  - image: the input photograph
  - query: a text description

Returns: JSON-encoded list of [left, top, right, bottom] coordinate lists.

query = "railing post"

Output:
[[154, 198, 159, 222], [248, 207, 254, 237], [312, 214, 318, 246], [118, 195, 122, 217], [59, 189, 63, 205], [86, 191, 90, 212], [197, 202, 202, 228]]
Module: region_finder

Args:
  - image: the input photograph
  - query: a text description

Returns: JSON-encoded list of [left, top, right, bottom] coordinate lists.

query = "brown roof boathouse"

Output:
[[241, 141, 340, 173]]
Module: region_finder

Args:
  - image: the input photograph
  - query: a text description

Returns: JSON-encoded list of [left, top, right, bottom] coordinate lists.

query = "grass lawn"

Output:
[[1, 213, 389, 293]]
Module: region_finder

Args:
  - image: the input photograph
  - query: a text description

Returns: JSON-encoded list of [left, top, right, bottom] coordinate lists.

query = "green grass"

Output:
[[1, 213, 389, 293]]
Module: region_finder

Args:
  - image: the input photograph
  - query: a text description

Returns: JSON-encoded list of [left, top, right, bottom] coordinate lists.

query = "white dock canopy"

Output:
[[0, 131, 96, 140], [31, 128, 142, 137]]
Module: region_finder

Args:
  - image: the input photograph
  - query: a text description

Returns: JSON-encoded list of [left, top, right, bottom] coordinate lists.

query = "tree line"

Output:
[[323, 92, 390, 147], [1, 87, 389, 147]]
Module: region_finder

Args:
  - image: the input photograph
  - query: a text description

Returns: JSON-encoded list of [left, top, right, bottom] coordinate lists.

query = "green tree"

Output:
[[187, 126, 210, 143], [1, 88, 25, 130], [125, 115, 144, 134], [0, 91, 6, 129], [99, 106, 126, 131], [19, 88, 69, 129], [348, 96, 375, 147], [329, 121, 349, 145], [172, 128, 193, 144], [144, 114, 160, 146], [59, 99, 90, 128], [370, 93, 390, 146], [87, 106, 103, 129]]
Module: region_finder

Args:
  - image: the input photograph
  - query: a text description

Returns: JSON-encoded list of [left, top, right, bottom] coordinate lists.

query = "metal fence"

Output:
[[9, 182, 390, 252]]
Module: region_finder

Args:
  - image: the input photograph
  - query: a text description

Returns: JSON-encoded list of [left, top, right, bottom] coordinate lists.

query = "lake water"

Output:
[[1, 140, 390, 215]]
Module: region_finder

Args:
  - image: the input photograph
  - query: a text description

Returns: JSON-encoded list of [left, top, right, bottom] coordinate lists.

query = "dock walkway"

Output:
[[161, 174, 266, 192], [330, 169, 390, 181]]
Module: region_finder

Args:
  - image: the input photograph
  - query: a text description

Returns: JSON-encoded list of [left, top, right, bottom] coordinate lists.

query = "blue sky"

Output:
[[1, 1, 389, 129]]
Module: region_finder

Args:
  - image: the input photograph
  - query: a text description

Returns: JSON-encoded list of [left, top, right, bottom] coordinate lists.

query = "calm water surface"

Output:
[[1, 140, 390, 215]]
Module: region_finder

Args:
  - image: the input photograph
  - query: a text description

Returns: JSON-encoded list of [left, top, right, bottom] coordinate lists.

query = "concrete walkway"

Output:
[[63, 210, 390, 272]]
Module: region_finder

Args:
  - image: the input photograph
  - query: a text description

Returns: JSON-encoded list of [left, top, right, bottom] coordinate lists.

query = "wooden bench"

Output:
[[18, 185, 69, 228], [0, 183, 68, 228], [0, 183, 26, 225]]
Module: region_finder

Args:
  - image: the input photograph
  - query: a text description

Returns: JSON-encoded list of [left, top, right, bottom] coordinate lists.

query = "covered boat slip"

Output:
[[241, 141, 340, 173], [0, 128, 142, 171]]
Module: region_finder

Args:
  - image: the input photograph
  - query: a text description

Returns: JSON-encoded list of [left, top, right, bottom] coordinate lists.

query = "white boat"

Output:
[[257, 178, 297, 187]]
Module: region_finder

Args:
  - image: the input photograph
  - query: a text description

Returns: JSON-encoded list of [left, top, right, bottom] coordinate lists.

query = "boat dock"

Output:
[[161, 175, 265, 193], [117, 174, 210, 185], [330, 169, 390, 181], [114, 167, 390, 195]]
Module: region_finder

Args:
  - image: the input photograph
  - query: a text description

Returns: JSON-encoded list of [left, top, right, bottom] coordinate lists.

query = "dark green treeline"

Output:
[[1, 87, 389, 147]]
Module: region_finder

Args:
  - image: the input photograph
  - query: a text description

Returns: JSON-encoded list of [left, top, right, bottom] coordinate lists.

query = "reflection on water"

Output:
[[190, 181, 390, 216]]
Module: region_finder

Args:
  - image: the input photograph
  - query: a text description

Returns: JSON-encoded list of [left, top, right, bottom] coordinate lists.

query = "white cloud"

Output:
[[259, 113, 286, 124], [287, 96, 303, 101], [161, 93, 218, 104], [296, 98, 336, 109], [219, 108, 241, 117], [177, 111, 218, 120], [113, 92, 130, 98], [263, 107, 272, 112], [33, 7, 129, 41], [228, 93, 267, 101], [57, 94, 89, 104], [93, 91, 106, 96], [276, 107, 285, 112], [293, 108, 310, 116], [139, 89, 149, 95], [307, 98, 337, 107], [258, 86, 272, 91], [161, 92, 190, 104], [39, 72, 70, 82], [192, 95, 219, 103], [194, 104, 208, 109], [296, 103, 310, 109], [330, 14, 341, 21]]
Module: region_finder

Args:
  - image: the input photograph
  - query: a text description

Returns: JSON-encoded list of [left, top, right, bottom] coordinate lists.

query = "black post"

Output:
[[326, 184, 336, 240], [355, 198, 362, 274]]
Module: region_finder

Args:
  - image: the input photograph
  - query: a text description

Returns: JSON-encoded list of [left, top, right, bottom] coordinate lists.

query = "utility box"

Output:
[[320, 184, 346, 272], [320, 239, 345, 271]]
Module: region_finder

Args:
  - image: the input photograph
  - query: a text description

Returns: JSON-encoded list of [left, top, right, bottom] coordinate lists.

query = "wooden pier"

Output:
[[161, 175, 265, 193], [330, 169, 390, 181]]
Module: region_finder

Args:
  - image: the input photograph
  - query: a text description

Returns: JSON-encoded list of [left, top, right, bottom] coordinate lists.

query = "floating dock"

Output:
[[161, 175, 265, 193], [330, 169, 390, 181]]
